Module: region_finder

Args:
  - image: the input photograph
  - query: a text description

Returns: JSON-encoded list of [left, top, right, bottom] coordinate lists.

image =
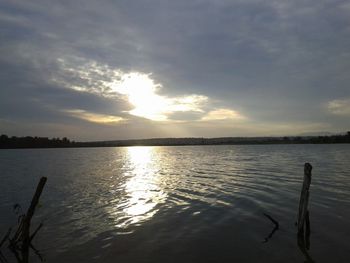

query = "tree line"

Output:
[[0, 132, 349, 149], [0, 135, 74, 148]]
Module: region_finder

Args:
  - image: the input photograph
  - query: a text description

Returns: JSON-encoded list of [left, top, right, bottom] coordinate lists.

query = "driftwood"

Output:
[[0, 177, 47, 263]]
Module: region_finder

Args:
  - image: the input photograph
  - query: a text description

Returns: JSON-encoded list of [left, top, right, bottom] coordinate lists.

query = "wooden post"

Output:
[[21, 177, 47, 263], [297, 163, 312, 236]]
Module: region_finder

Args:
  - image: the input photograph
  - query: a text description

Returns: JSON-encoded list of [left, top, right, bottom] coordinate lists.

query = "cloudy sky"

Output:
[[0, 0, 349, 140]]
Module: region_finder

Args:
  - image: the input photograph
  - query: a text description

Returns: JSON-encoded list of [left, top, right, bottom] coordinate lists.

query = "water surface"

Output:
[[0, 144, 349, 262]]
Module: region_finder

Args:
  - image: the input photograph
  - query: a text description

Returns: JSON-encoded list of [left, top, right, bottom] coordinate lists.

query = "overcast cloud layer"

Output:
[[0, 0, 349, 140]]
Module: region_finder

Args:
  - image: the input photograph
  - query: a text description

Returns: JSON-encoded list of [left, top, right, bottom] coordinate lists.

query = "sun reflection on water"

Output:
[[115, 147, 167, 228]]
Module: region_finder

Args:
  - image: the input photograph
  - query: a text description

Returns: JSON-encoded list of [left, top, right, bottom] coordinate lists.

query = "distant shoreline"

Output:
[[1, 133, 349, 149]]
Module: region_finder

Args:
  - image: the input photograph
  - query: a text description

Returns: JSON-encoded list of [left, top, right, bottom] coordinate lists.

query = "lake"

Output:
[[0, 144, 349, 262]]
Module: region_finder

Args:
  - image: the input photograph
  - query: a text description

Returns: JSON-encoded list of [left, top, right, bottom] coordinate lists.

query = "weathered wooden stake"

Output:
[[305, 211, 311, 250], [21, 177, 47, 263], [297, 163, 312, 236]]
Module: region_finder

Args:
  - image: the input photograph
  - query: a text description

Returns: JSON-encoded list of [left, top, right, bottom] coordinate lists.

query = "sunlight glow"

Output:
[[110, 72, 207, 121], [57, 59, 245, 123], [202, 108, 245, 121], [64, 109, 125, 124], [122, 147, 166, 224], [118, 73, 168, 121]]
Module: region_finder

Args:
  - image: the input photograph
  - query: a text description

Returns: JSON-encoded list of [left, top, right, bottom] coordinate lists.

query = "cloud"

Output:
[[327, 99, 350, 115], [1, 0, 349, 139], [63, 109, 125, 124], [0, 53, 131, 126], [202, 108, 245, 121], [55, 59, 229, 122]]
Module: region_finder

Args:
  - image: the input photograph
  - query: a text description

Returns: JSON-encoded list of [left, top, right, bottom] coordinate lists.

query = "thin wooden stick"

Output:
[[21, 177, 47, 263], [30, 223, 43, 242], [29, 243, 43, 262], [262, 213, 279, 243], [11, 217, 24, 244], [0, 228, 11, 248]]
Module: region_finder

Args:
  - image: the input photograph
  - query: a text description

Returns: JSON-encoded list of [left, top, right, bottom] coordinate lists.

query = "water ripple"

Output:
[[0, 144, 350, 262]]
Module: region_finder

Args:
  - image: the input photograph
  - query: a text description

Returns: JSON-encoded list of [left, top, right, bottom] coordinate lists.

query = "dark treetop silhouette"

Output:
[[0, 132, 349, 149]]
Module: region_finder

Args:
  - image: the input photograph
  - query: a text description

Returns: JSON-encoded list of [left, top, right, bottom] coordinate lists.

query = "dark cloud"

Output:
[[0, 52, 131, 124], [0, 0, 349, 139]]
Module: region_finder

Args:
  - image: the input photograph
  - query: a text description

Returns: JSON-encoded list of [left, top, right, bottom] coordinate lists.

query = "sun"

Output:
[[109, 71, 208, 122], [112, 72, 170, 121]]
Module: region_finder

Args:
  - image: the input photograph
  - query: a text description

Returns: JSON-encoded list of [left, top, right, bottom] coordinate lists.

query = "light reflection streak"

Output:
[[113, 147, 167, 228]]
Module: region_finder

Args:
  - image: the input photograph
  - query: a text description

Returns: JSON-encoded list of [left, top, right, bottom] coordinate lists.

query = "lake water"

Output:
[[0, 144, 349, 262]]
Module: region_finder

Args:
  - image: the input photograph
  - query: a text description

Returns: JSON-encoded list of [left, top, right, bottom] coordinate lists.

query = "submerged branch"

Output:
[[262, 213, 279, 243]]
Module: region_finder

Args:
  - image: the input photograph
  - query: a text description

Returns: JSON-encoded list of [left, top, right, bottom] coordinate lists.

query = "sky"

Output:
[[0, 0, 349, 141]]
